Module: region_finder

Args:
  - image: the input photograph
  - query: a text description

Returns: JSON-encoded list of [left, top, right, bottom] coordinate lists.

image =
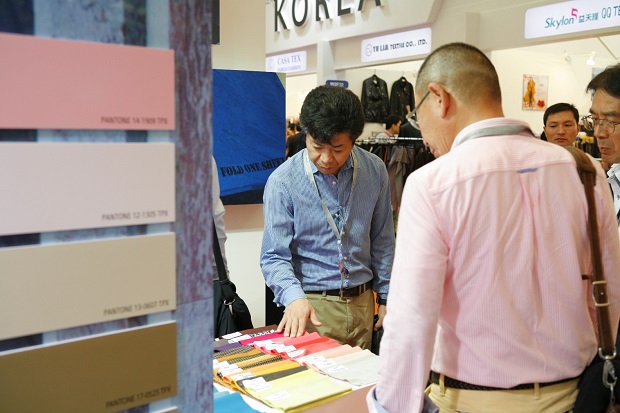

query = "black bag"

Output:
[[212, 221, 253, 337], [371, 314, 383, 355], [574, 355, 620, 413], [214, 278, 253, 337], [566, 147, 620, 413]]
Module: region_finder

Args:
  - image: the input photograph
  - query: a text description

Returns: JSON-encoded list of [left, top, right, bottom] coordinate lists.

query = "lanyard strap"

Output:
[[457, 124, 534, 147], [303, 149, 358, 243]]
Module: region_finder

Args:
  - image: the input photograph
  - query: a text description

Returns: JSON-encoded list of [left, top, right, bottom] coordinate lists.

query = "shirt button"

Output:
[[343, 257, 348, 261], [332, 181, 336, 185]]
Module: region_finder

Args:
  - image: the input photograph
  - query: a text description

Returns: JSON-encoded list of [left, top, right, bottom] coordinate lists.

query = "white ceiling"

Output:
[[507, 34, 620, 64]]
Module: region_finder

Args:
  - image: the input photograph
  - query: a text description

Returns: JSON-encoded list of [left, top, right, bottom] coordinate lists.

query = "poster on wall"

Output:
[[522, 74, 548, 111], [213, 69, 286, 205]]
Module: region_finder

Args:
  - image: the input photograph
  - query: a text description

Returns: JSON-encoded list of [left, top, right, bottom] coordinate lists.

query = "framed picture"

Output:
[[522, 74, 548, 111]]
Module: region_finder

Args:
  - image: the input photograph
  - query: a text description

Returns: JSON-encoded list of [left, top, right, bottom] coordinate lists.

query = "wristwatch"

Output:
[[376, 297, 387, 306]]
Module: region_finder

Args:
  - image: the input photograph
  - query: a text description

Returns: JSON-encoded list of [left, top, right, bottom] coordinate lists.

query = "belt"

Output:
[[306, 280, 372, 298], [429, 371, 578, 391]]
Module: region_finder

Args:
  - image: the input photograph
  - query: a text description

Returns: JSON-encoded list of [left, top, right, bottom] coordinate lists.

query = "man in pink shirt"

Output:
[[367, 42, 620, 413]]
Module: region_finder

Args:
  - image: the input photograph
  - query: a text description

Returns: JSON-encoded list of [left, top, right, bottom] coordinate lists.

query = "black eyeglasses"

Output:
[[409, 91, 430, 130], [581, 115, 620, 134]]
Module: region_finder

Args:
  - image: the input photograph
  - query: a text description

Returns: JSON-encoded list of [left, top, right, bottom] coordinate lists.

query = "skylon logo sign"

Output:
[[525, 0, 620, 39], [544, 7, 577, 30]]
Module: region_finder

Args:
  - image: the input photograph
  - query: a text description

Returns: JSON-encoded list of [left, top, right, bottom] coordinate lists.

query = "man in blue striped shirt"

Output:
[[260, 85, 395, 349]]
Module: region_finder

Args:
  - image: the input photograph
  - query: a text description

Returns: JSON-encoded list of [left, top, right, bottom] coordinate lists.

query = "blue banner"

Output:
[[213, 69, 286, 204]]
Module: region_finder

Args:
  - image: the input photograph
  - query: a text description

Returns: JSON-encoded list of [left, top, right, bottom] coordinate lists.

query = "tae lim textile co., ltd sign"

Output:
[[361, 27, 432, 63]]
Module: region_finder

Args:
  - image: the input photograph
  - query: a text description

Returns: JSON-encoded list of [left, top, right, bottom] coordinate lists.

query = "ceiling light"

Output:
[[587, 51, 596, 66]]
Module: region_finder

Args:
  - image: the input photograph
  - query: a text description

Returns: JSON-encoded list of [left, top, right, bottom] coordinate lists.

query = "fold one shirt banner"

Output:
[[213, 69, 286, 205]]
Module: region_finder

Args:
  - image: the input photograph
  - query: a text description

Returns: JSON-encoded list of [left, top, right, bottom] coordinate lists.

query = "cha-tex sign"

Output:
[[273, 0, 382, 31], [525, 0, 620, 39]]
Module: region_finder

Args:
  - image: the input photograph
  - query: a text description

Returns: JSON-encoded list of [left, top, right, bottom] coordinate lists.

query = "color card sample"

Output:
[[0, 32, 175, 130], [0, 142, 175, 236], [0, 322, 178, 412], [0, 233, 176, 340]]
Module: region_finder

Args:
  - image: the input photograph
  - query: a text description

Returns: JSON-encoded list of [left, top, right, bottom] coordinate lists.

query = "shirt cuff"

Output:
[[366, 387, 440, 413], [281, 287, 307, 308], [366, 387, 389, 413]]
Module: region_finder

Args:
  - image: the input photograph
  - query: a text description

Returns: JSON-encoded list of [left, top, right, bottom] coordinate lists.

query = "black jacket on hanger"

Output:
[[361, 75, 390, 123], [390, 77, 415, 119], [399, 119, 422, 139]]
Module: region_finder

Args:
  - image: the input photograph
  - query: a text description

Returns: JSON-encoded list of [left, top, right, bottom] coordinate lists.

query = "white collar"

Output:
[[608, 163, 620, 178]]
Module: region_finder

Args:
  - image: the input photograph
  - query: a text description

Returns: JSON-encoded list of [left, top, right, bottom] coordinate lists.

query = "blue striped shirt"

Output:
[[260, 145, 395, 307]]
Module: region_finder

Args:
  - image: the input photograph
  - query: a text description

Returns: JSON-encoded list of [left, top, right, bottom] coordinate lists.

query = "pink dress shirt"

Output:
[[369, 118, 620, 412]]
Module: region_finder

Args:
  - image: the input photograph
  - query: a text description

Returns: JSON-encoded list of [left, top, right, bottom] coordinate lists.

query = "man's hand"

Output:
[[277, 298, 322, 338], [374, 304, 387, 331]]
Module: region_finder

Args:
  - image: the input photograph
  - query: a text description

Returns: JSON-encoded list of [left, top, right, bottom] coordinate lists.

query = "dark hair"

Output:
[[299, 85, 365, 144], [543, 102, 579, 125], [385, 114, 402, 129], [586, 64, 620, 99]]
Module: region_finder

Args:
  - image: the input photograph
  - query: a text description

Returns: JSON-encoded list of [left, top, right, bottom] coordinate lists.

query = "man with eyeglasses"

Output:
[[367, 43, 620, 413], [585, 64, 620, 231]]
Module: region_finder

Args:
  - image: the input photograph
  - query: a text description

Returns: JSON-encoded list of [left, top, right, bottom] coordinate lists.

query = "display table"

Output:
[[301, 385, 371, 413], [214, 382, 371, 413], [213, 326, 376, 413]]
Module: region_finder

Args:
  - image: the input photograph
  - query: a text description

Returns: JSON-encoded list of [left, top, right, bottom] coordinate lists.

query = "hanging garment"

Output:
[[361, 74, 390, 123], [390, 77, 415, 119], [399, 118, 423, 139], [387, 146, 411, 212], [411, 145, 435, 175]]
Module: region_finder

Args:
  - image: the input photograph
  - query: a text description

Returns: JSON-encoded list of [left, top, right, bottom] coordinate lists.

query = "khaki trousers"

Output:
[[305, 288, 374, 350], [427, 374, 579, 413]]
